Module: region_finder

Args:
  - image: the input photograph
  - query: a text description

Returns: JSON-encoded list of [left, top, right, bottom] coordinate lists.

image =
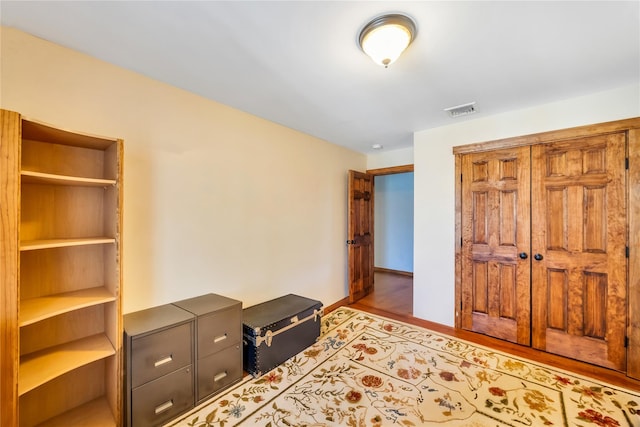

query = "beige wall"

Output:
[[1, 27, 366, 313]]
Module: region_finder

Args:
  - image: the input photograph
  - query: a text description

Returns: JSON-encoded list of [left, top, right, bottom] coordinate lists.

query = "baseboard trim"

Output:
[[374, 267, 413, 277], [324, 297, 349, 314]]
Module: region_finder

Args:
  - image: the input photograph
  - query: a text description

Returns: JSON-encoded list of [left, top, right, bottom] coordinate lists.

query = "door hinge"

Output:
[[626, 246, 630, 258], [626, 157, 629, 170], [460, 173, 463, 182], [460, 237, 463, 247], [625, 336, 629, 348]]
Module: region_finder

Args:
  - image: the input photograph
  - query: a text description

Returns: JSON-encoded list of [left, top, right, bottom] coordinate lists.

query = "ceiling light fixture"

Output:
[[358, 13, 416, 68]]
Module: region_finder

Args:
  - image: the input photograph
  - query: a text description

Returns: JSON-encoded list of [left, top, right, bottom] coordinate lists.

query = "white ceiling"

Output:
[[1, 1, 639, 154]]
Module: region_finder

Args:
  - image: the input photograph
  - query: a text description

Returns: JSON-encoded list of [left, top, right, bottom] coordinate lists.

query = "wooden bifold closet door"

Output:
[[531, 133, 626, 371], [459, 130, 627, 371], [460, 146, 531, 346]]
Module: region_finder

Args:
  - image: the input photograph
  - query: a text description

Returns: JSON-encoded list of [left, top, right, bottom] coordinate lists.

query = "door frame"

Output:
[[348, 164, 414, 304], [452, 116, 640, 379]]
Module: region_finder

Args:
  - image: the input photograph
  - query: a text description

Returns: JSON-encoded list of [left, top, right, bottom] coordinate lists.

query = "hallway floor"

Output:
[[356, 271, 412, 315]]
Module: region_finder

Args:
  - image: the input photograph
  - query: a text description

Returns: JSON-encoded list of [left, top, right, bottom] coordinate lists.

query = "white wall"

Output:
[[1, 27, 366, 313], [367, 146, 413, 170], [413, 83, 640, 326], [374, 173, 414, 272]]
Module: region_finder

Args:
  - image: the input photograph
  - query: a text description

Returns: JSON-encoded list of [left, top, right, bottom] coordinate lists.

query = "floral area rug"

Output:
[[167, 307, 640, 427]]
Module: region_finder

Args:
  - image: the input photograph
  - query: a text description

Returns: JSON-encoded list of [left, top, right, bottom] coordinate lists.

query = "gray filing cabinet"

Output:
[[173, 293, 243, 404], [124, 304, 195, 427]]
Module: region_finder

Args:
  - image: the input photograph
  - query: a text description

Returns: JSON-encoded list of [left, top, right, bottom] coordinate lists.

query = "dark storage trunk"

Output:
[[243, 294, 323, 377]]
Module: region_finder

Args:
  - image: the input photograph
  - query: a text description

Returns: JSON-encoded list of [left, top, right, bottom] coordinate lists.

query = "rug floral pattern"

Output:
[[167, 308, 640, 427]]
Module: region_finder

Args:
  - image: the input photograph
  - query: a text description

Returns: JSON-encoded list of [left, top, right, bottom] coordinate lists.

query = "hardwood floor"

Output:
[[355, 271, 413, 315], [343, 271, 640, 392]]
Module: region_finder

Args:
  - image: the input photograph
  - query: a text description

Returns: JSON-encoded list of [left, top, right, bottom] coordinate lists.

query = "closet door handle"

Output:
[[518, 252, 528, 259], [534, 253, 544, 261]]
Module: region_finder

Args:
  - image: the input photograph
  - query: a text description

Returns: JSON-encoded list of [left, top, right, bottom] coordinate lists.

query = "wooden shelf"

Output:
[[22, 118, 117, 150], [20, 237, 115, 251], [20, 287, 116, 327], [36, 397, 116, 427], [19, 334, 115, 396], [21, 170, 116, 187]]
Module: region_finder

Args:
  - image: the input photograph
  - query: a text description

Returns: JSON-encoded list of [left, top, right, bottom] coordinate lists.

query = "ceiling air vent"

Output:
[[444, 102, 477, 118]]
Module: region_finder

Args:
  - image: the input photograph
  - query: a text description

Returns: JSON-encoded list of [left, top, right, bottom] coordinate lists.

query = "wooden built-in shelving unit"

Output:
[[0, 109, 123, 426]]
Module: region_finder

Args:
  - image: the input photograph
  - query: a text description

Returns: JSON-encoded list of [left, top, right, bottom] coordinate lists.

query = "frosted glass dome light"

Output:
[[359, 14, 416, 68]]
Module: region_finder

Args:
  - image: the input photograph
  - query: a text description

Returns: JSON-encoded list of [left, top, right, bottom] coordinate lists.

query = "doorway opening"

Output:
[[353, 165, 414, 316]]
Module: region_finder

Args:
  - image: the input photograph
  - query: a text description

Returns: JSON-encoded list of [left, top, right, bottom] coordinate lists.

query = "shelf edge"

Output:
[[20, 238, 116, 251], [21, 170, 116, 187]]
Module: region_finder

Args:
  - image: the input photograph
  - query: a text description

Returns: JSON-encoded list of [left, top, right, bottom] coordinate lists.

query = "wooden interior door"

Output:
[[348, 170, 373, 304], [460, 147, 531, 345], [531, 133, 627, 371]]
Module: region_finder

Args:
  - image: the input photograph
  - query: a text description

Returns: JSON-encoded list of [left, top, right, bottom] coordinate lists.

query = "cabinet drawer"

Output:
[[196, 343, 243, 402], [197, 306, 241, 358], [132, 365, 194, 427], [131, 322, 192, 388]]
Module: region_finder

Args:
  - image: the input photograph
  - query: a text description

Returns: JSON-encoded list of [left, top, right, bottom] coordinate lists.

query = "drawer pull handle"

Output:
[[154, 400, 174, 415], [214, 371, 228, 382], [214, 334, 227, 343], [154, 355, 173, 367]]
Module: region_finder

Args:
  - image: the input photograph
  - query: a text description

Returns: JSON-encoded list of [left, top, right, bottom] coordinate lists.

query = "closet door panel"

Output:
[[531, 133, 626, 371], [461, 147, 531, 345]]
